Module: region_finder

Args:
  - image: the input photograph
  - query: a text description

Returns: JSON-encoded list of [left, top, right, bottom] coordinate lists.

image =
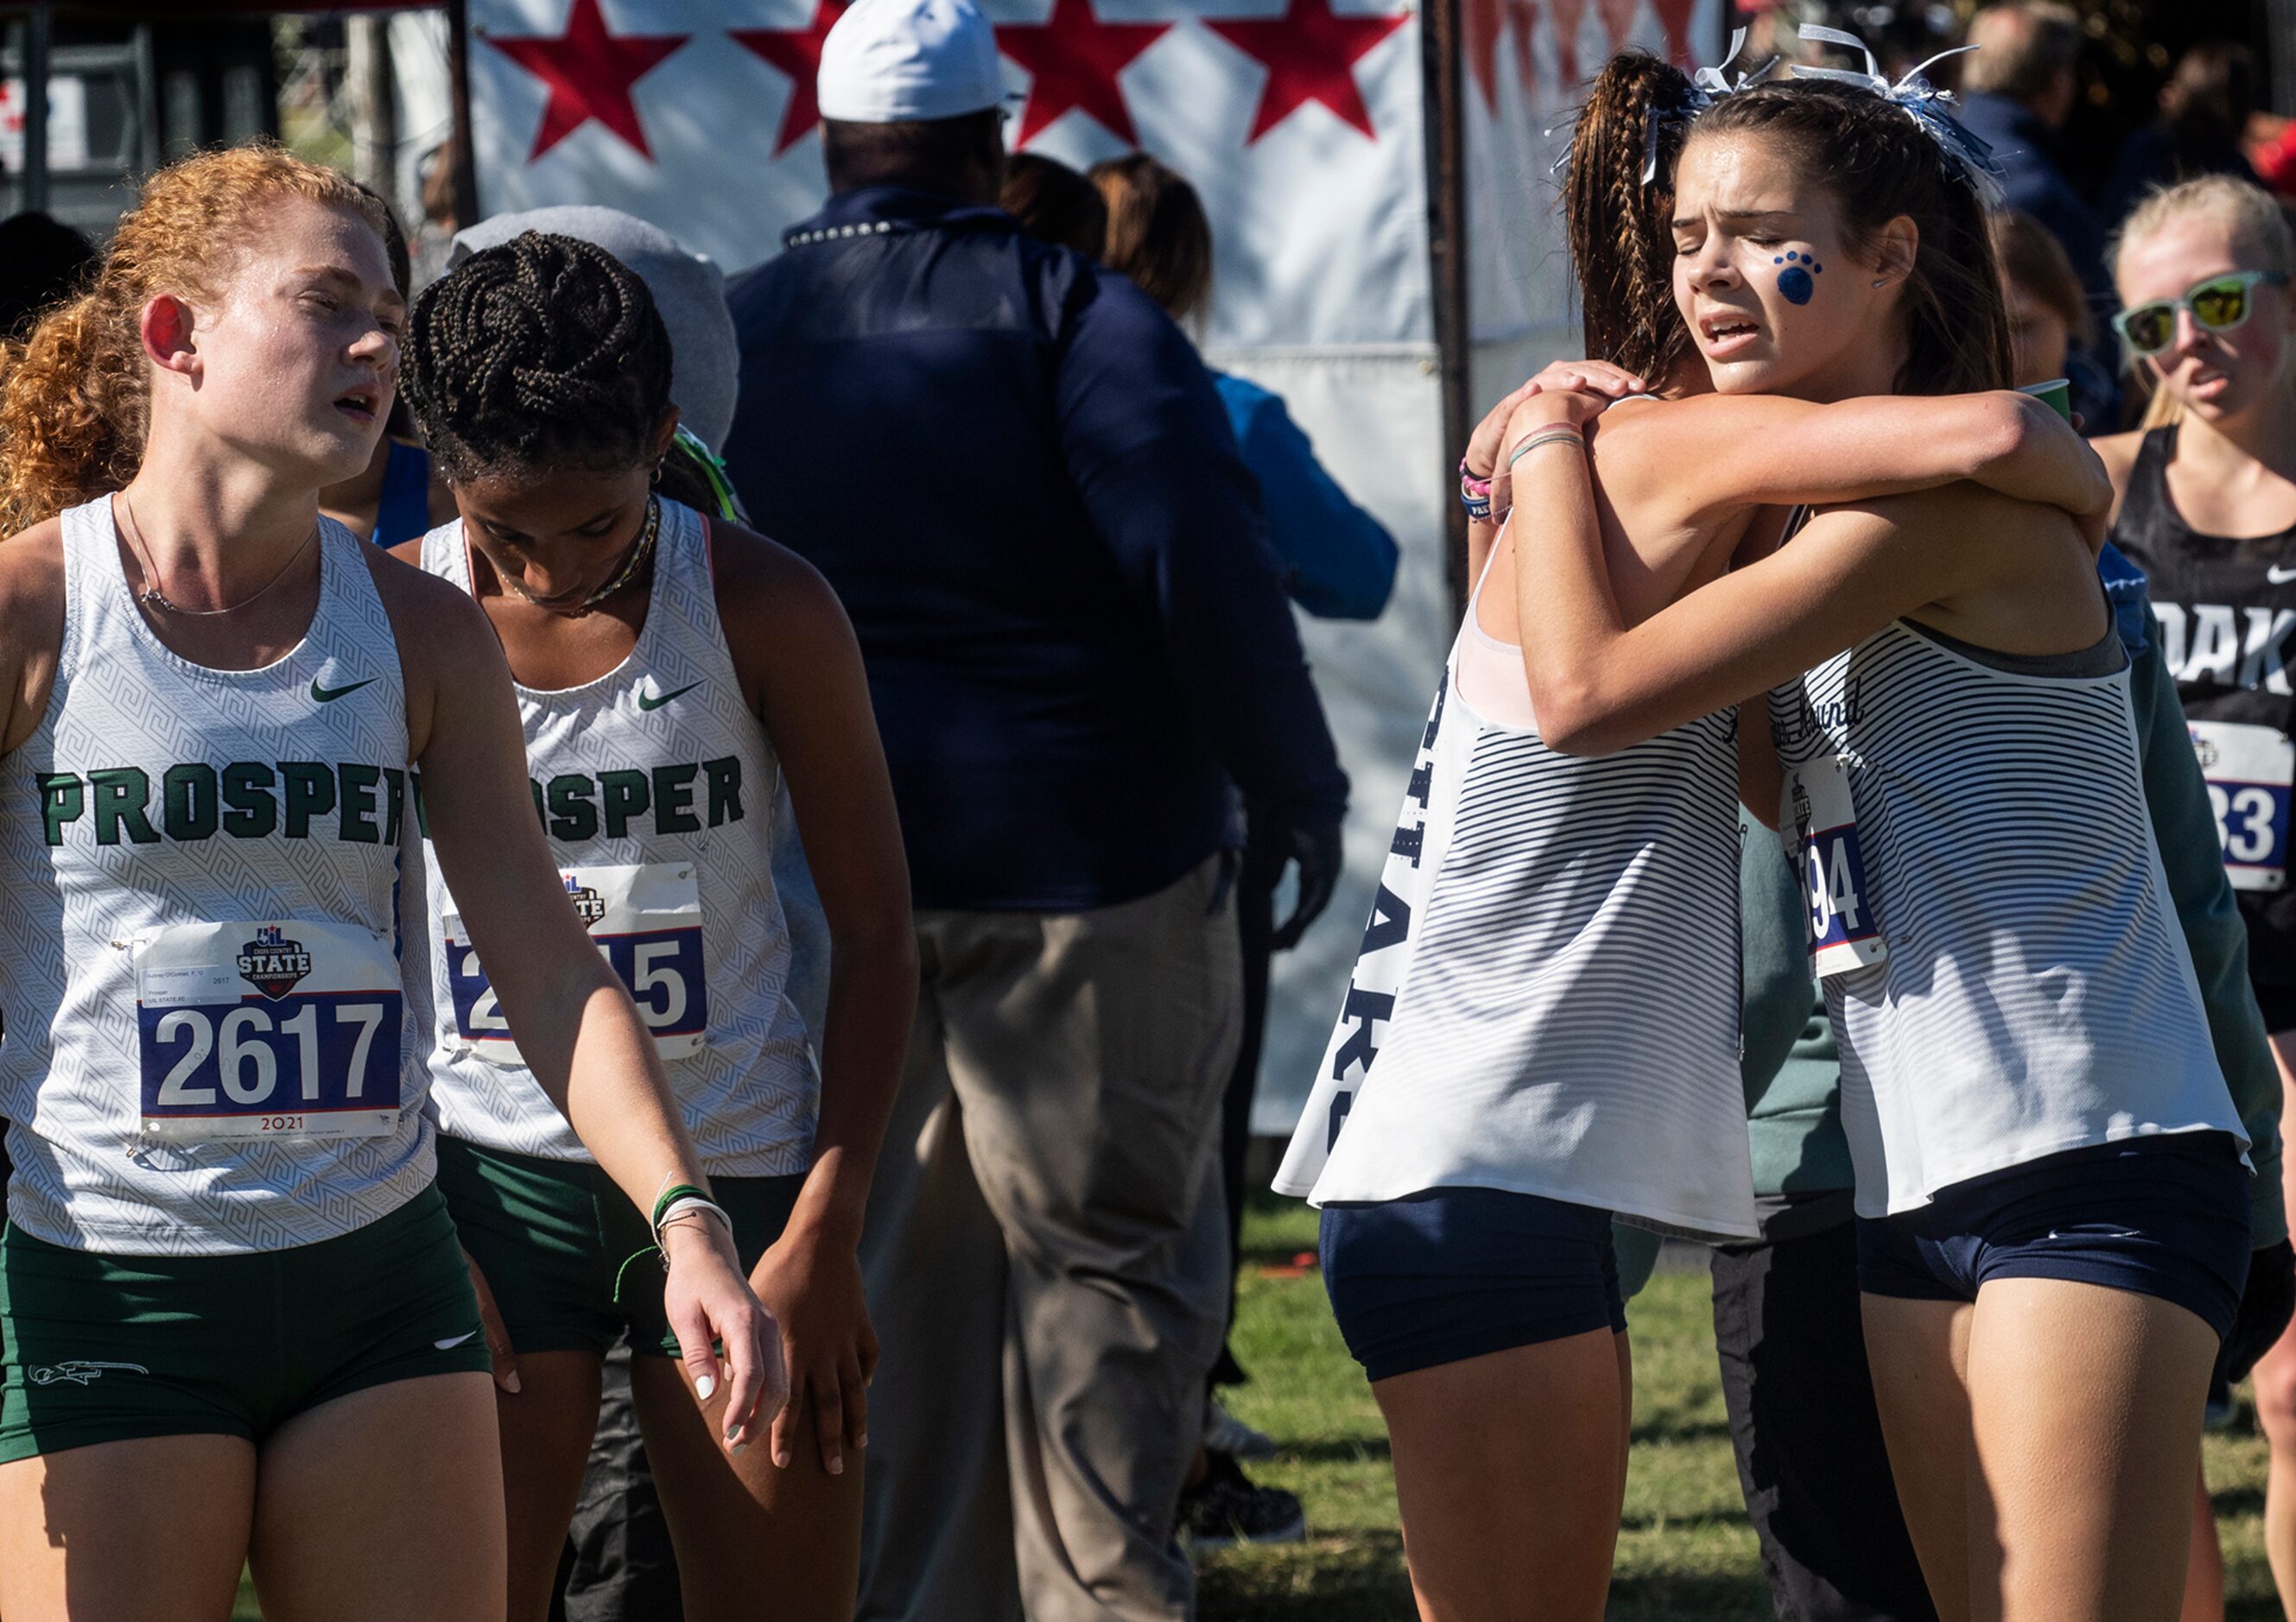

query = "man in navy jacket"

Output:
[[720, 2, 1347, 1615]]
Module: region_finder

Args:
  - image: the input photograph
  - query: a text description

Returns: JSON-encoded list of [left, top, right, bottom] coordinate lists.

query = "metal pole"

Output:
[[447, 0, 479, 227], [1419, 0, 1471, 611], [346, 15, 398, 204], [22, 2, 49, 214]]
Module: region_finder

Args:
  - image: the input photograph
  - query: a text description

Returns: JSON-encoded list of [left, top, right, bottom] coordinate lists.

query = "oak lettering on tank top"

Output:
[[2149, 602, 2296, 694]]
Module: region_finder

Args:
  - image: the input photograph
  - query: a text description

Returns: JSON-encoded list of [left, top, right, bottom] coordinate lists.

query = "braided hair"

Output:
[[403, 231, 674, 484], [1566, 52, 1702, 384]]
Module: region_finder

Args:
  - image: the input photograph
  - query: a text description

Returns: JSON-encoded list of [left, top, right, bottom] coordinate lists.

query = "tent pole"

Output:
[[22, 2, 49, 214], [1420, 0, 1470, 612], [447, 0, 479, 227]]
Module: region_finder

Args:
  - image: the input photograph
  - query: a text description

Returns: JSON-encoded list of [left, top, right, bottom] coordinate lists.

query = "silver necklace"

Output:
[[574, 495, 661, 612], [495, 496, 660, 615], [117, 491, 318, 618]]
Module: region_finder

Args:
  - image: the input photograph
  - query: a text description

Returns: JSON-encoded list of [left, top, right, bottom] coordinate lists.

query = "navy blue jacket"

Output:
[[722, 187, 1348, 912], [1958, 92, 2115, 324]]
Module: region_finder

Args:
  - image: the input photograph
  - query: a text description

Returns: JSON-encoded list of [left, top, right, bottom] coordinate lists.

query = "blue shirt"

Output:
[[1213, 373, 1397, 621], [721, 187, 1348, 912]]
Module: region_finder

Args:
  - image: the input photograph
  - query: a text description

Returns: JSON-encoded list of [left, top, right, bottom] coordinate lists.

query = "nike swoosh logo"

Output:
[[2269, 566, 2296, 584], [636, 681, 701, 713], [434, 1331, 479, 1351], [311, 677, 377, 704]]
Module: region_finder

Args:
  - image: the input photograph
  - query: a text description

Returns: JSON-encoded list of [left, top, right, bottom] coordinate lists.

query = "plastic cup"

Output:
[[2020, 377, 2072, 421]]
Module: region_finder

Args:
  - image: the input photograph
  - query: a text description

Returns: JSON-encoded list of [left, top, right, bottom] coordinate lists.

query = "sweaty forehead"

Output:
[[1673, 132, 1811, 221], [233, 198, 394, 296]]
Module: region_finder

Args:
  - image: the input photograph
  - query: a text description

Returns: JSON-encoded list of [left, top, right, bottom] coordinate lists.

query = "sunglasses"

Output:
[[2112, 269, 2291, 357]]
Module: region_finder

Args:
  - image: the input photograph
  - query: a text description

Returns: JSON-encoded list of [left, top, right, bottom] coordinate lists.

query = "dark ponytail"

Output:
[[1688, 83, 2013, 396], [1566, 52, 1702, 383]]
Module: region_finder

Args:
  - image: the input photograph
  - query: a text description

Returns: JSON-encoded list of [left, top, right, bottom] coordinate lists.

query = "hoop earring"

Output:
[[650, 462, 663, 487]]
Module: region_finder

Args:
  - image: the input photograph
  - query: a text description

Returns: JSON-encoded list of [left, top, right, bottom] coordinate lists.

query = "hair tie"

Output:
[[1791, 25, 2007, 206]]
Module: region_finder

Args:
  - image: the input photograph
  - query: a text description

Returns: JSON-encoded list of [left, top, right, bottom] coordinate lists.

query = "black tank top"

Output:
[[2111, 424, 2296, 981]]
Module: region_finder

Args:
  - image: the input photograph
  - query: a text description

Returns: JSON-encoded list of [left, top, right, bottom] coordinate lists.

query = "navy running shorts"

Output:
[[1855, 1132, 2251, 1340], [1319, 1186, 1624, 1383]]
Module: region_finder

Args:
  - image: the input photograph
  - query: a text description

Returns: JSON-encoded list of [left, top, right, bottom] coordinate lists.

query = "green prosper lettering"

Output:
[[38, 757, 742, 848]]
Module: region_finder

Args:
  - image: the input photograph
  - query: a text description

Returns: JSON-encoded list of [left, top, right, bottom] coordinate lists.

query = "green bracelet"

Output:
[[651, 1182, 709, 1232]]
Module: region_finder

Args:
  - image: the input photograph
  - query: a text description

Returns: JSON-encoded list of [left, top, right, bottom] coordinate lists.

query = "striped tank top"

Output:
[[1275, 549, 1757, 1239], [0, 497, 428, 1254], [415, 498, 818, 1175], [1769, 618, 2246, 1216]]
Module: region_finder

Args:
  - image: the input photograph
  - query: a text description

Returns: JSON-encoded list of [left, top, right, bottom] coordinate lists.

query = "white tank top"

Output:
[[1275, 550, 1758, 1239], [1771, 619, 2247, 1216], [0, 497, 430, 1255], [415, 499, 817, 1175]]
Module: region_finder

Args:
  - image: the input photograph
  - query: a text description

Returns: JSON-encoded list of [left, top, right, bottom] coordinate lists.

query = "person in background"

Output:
[[2104, 42, 2263, 234], [0, 211, 92, 339], [999, 153, 1107, 259], [1091, 153, 1398, 623], [2098, 173, 2296, 1618], [1993, 208, 2120, 428], [1957, 3, 2115, 329], [318, 184, 454, 548], [720, 1, 1350, 1616], [1086, 147, 1396, 1547]]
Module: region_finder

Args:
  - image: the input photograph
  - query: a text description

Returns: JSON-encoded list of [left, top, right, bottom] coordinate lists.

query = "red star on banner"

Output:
[[485, 0, 690, 162], [995, 0, 1171, 147], [1463, 0, 1504, 112], [1206, 0, 1411, 143], [1506, 0, 1540, 97], [733, 1, 851, 155]]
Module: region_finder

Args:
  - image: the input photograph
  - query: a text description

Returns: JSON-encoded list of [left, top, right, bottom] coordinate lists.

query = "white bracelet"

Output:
[[655, 1194, 733, 1249]]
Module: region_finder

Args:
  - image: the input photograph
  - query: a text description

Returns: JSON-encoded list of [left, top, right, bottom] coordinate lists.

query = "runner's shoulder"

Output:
[[0, 518, 70, 753], [357, 535, 499, 680], [706, 518, 847, 640]]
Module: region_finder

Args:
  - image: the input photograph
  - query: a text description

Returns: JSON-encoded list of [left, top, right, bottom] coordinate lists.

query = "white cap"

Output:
[[817, 0, 1005, 124]]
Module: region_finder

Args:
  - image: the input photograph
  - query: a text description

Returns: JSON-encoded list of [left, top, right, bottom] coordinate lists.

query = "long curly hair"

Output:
[[0, 142, 387, 535], [403, 231, 674, 485]]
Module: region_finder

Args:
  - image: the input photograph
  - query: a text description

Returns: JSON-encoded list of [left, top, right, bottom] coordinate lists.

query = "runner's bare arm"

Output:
[[0, 518, 69, 757], [366, 548, 783, 1448], [1506, 419, 2096, 755], [713, 520, 916, 1472], [1582, 388, 2110, 531]]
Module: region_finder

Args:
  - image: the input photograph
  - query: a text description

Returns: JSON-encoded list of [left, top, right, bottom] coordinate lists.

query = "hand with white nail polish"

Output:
[[663, 1214, 787, 1453]]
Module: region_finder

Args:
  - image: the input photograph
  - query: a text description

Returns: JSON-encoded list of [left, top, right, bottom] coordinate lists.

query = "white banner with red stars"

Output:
[[470, 0, 1428, 348]]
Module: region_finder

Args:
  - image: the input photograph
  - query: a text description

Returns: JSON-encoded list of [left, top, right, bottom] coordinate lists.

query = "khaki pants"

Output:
[[856, 855, 1241, 1622]]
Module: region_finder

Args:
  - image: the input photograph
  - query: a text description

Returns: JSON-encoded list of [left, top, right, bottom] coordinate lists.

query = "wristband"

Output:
[[1506, 428, 1586, 470], [651, 1181, 710, 1232]]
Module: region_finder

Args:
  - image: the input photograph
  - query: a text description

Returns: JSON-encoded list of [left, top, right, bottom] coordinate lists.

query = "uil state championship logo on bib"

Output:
[[563, 873, 607, 929], [237, 926, 313, 1001]]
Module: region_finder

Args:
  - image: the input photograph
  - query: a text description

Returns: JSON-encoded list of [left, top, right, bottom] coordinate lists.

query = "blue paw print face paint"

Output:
[[1773, 250, 1823, 306]]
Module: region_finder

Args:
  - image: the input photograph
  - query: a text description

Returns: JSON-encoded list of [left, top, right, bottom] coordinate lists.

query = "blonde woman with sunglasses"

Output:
[[2098, 174, 2296, 1617]]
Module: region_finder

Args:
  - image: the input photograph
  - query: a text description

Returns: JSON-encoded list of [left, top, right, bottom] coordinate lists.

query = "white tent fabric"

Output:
[[464, 0, 1715, 1140]]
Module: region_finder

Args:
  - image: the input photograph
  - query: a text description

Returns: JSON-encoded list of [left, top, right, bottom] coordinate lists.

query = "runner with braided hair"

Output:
[[0, 146, 777, 1622], [398, 230, 912, 1622]]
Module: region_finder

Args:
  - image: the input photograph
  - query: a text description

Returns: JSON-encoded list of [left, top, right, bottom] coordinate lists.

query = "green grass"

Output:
[[232, 1190, 2285, 1619], [1196, 1191, 2286, 1621]]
